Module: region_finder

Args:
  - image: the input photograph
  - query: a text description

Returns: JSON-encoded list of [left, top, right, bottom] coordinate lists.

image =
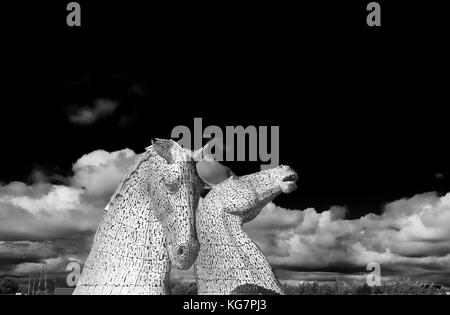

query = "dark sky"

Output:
[[2, 1, 449, 218]]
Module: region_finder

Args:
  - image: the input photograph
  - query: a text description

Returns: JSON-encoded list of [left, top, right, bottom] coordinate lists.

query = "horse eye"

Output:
[[165, 180, 179, 193]]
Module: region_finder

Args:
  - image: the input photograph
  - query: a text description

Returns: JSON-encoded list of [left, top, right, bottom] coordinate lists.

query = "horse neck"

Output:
[[195, 191, 284, 295], [75, 152, 172, 295]]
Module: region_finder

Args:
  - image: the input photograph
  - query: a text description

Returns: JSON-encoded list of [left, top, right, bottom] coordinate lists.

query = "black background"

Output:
[[0, 294, 446, 311], [1, 1, 449, 218]]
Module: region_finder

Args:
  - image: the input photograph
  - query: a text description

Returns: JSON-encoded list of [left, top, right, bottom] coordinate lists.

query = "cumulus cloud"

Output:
[[68, 98, 119, 125], [245, 192, 450, 283], [1, 145, 450, 285], [0, 148, 138, 277], [71, 148, 140, 202]]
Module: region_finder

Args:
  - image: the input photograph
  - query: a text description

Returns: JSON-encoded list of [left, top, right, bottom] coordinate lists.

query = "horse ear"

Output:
[[192, 140, 215, 162], [149, 138, 175, 164]]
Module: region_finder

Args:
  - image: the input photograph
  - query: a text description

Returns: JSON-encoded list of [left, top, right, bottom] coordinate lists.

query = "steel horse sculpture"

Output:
[[74, 139, 208, 295], [195, 165, 298, 295]]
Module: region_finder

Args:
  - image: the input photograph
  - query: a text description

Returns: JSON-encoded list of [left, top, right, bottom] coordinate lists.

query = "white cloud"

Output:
[[71, 148, 139, 198], [0, 184, 100, 242], [1, 146, 450, 284], [244, 192, 450, 281], [0, 148, 140, 276], [68, 98, 119, 125], [0, 148, 140, 244], [2, 186, 82, 216]]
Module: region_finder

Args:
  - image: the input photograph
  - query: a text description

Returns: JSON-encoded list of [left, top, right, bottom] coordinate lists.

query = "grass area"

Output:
[[282, 280, 448, 295], [171, 280, 450, 295]]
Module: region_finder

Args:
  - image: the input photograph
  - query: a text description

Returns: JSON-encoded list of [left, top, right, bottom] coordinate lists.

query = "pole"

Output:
[[27, 274, 31, 295]]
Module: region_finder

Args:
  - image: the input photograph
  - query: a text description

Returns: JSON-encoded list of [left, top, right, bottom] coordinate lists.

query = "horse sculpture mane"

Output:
[[74, 139, 208, 295], [195, 165, 298, 295]]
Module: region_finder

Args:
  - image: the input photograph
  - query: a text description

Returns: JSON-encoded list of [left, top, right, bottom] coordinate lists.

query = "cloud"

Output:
[[245, 192, 450, 283], [0, 183, 98, 241], [14, 257, 68, 274], [71, 148, 140, 201], [68, 98, 119, 125], [1, 146, 450, 285], [0, 148, 139, 277]]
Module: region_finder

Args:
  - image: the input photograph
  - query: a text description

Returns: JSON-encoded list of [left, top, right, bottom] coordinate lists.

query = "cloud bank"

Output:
[[1, 147, 449, 285], [246, 193, 450, 283], [0, 148, 139, 276]]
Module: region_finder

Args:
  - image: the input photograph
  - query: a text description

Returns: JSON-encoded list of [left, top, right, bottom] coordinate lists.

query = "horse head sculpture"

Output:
[[74, 139, 210, 295], [195, 165, 298, 295]]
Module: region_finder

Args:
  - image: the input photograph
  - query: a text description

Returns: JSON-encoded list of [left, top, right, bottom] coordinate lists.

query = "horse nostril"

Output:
[[177, 245, 187, 256]]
